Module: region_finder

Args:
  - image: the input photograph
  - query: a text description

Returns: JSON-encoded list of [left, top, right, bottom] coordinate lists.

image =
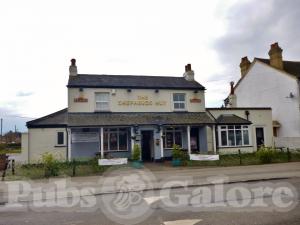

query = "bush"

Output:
[[41, 152, 60, 177], [256, 147, 277, 164], [132, 144, 141, 161]]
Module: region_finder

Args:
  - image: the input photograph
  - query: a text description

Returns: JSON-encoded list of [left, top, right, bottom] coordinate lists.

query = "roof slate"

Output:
[[27, 108, 68, 128], [67, 74, 205, 90], [216, 114, 252, 125], [67, 112, 215, 127], [256, 58, 300, 78]]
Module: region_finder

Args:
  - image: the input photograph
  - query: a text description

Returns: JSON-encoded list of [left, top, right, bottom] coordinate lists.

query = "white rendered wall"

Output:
[[235, 61, 300, 139], [28, 128, 67, 162], [68, 88, 205, 113]]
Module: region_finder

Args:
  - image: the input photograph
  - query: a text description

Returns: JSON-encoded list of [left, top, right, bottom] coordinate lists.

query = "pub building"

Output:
[[23, 59, 273, 162]]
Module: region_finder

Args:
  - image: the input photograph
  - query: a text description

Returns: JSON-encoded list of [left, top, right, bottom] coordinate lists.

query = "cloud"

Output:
[[213, 0, 300, 82], [16, 91, 34, 97]]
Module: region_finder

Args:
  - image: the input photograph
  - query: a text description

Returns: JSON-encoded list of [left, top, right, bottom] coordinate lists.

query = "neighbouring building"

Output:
[[22, 60, 273, 163], [228, 42, 300, 149]]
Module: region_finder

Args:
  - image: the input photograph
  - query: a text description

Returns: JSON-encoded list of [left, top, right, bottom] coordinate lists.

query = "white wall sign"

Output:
[[190, 154, 219, 161], [99, 158, 128, 166], [72, 132, 99, 143]]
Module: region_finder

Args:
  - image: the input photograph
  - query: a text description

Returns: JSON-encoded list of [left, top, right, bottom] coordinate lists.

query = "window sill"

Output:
[[218, 145, 253, 149], [104, 150, 129, 152]]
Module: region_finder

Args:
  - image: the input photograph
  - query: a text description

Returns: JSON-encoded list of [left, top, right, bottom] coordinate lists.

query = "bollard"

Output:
[[238, 149, 242, 165]]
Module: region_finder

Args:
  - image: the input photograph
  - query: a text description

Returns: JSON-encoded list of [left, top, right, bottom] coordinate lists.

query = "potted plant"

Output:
[[131, 144, 143, 169], [172, 144, 183, 166]]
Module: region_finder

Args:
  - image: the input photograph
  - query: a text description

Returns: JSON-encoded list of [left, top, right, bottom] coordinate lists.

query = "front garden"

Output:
[[1, 146, 300, 181]]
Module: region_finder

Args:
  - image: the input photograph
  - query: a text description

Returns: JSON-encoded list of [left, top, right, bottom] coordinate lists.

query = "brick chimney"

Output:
[[183, 64, 194, 81], [268, 42, 283, 70], [69, 58, 77, 76], [239, 56, 251, 77]]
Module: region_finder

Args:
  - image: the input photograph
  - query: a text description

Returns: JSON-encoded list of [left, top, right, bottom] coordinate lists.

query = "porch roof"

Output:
[[67, 112, 215, 127], [215, 114, 252, 125]]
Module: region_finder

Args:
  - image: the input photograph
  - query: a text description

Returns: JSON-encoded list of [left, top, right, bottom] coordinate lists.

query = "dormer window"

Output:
[[173, 93, 186, 111], [95, 92, 110, 111]]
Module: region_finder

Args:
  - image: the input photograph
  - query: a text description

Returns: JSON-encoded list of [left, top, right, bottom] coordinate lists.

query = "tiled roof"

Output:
[[215, 114, 252, 125], [67, 112, 215, 127], [67, 74, 205, 90], [26, 109, 68, 128], [256, 58, 300, 78]]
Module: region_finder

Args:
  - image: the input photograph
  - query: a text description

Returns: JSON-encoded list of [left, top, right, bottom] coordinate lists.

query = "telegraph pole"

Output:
[[0, 118, 2, 143]]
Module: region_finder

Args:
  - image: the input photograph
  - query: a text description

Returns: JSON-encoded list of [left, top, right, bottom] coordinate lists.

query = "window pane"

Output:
[[221, 126, 227, 129], [96, 93, 109, 101], [228, 130, 235, 146], [173, 94, 179, 101], [179, 103, 185, 109], [221, 131, 227, 146], [243, 130, 250, 145], [57, 132, 64, 145], [166, 132, 174, 148], [235, 125, 241, 129], [174, 132, 182, 146], [96, 102, 109, 111], [179, 94, 185, 101], [119, 132, 127, 150], [236, 130, 242, 145], [109, 133, 118, 150], [228, 125, 234, 130], [104, 132, 108, 151], [174, 103, 180, 109]]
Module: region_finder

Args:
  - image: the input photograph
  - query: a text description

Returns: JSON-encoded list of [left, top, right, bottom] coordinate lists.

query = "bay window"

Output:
[[218, 125, 250, 147]]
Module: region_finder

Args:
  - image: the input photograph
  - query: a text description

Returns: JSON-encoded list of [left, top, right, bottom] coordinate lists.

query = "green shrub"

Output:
[[172, 144, 182, 160], [132, 144, 141, 161], [256, 147, 277, 164], [41, 152, 60, 177]]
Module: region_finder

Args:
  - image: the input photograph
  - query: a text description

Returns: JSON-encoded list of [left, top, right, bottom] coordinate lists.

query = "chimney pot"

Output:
[[183, 63, 194, 81], [69, 58, 78, 76]]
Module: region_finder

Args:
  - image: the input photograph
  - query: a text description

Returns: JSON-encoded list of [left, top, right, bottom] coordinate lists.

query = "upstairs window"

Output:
[[173, 93, 186, 111], [95, 93, 110, 111]]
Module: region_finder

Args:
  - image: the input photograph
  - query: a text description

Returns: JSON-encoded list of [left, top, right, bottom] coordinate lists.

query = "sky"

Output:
[[0, 0, 299, 133]]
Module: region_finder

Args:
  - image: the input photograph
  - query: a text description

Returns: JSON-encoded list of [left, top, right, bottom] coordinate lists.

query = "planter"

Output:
[[131, 160, 143, 169], [172, 159, 182, 167], [0, 154, 8, 171]]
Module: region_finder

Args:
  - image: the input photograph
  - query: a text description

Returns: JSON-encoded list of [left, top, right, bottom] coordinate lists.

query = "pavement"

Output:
[[1, 162, 300, 225], [0, 162, 300, 203]]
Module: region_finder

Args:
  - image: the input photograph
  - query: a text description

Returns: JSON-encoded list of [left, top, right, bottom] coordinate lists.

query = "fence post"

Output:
[[238, 149, 242, 165], [12, 159, 15, 175], [72, 159, 76, 176], [287, 148, 291, 162]]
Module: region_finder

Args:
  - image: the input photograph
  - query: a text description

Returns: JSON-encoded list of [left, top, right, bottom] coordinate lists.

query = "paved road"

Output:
[[0, 177, 299, 225]]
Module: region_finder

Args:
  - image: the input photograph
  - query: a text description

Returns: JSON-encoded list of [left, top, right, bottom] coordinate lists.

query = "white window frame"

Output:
[[103, 127, 129, 152], [95, 92, 110, 111], [218, 125, 251, 147], [163, 127, 183, 149], [172, 93, 186, 111]]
